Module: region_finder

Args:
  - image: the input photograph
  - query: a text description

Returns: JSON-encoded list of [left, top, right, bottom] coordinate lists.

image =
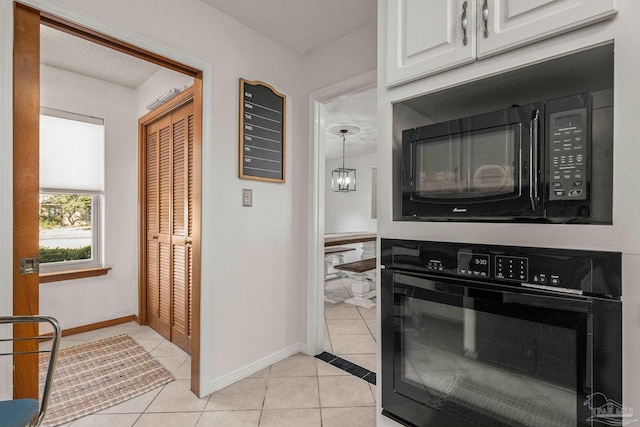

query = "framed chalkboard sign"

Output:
[[239, 79, 286, 183]]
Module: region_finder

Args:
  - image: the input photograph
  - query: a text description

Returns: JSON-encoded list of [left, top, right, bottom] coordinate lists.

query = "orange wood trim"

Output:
[[39, 14, 199, 77], [40, 314, 136, 338], [13, 2, 41, 400], [39, 267, 111, 284], [190, 74, 203, 396], [61, 314, 135, 337], [138, 113, 147, 327]]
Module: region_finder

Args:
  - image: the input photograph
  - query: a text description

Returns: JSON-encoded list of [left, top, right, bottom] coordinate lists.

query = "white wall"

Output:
[[39, 64, 139, 330], [135, 68, 194, 118], [325, 152, 377, 234], [47, 0, 308, 391]]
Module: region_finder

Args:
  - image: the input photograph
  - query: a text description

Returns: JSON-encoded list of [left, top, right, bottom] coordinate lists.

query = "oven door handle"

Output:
[[529, 109, 540, 210], [501, 291, 591, 313], [392, 271, 591, 313]]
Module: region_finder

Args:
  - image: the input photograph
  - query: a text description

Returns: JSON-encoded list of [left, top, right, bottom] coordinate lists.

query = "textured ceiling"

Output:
[[199, 0, 377, 56], [40, 25, 161, 89], [324, 88, 377, 161]]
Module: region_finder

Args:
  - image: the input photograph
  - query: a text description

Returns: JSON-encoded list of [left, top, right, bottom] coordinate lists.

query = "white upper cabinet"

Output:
[[384, 0, 617, 87], [478, 0, 618, 58], [386, 0, 476, 87]]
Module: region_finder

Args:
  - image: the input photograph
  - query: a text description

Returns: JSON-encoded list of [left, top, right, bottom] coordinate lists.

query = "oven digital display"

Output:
[[458, 252, 490, 277]]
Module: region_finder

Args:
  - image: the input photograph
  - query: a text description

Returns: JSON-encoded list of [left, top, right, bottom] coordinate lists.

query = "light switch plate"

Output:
[[242, 188, 252, 207]]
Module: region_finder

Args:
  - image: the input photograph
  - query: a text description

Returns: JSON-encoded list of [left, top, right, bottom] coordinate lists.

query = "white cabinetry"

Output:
[[479, 0, 618, 58], [386, 0, 475, 87], [385, 0, 617, 87]]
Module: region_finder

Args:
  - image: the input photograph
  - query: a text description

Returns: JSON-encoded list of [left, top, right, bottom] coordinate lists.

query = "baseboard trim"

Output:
[[205, 343, 306, 395], [39, 314, 137, 338]]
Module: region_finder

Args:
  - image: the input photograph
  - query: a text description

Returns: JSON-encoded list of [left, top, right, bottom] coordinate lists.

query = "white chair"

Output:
[[0, 316, 61, 427]]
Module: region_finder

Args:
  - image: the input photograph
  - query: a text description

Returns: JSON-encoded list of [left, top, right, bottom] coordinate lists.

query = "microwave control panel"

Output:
[[549, 108, 588, 201]]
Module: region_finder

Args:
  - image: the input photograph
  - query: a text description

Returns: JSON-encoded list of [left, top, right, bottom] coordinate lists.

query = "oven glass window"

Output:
[[413, 124, 520, 199], [397, 295, 578, 427]]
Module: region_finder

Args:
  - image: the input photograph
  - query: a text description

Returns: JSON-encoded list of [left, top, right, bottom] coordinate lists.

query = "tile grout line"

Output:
[[316, 360, 324, 427]]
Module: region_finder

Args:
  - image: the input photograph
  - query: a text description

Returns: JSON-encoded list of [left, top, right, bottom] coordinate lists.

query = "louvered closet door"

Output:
[[145, 100, 194, 354]]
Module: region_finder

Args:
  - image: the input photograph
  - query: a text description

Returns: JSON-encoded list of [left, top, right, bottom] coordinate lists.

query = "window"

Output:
[[39, 108, 104, 272]]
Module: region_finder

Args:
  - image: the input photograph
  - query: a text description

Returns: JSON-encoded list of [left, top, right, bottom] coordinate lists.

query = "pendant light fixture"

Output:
[[329, 125, 360, 192]]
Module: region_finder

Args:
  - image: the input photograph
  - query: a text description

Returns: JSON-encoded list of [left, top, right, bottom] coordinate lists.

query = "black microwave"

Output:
[[401, 90, 613, 224]]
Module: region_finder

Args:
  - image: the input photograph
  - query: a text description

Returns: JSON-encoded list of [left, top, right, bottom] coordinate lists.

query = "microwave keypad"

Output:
[[549, 108, 588, 201]]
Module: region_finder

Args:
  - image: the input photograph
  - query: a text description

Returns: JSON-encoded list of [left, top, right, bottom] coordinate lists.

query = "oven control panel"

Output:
[[384, 239, 622, 296], [495, 256, 528, 281], [454, 250, 586, 287], [458, 253, 489, 277]]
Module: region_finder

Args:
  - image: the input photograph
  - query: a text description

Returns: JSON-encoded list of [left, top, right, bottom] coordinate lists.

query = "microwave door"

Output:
[[403, 103, 544, 220], [413, 134, 461, 200]]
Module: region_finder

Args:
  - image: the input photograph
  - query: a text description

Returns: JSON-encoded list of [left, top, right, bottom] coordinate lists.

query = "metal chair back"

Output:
[[0, 316, 61, 427]]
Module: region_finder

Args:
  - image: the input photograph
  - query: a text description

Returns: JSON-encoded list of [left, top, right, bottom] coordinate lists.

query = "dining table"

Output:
[[324, 232, 376, 259]]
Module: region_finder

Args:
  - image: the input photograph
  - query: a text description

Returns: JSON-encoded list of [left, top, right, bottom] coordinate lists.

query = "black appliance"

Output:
[[401, 90, 613, 223], [381, 239, 622, 427]]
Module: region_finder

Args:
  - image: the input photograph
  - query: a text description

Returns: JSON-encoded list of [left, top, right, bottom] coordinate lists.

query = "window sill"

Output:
[[39, 267, 111, 284]]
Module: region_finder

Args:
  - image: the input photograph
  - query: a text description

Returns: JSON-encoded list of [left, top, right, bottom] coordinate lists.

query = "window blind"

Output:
[[39, 108, 105, 192]]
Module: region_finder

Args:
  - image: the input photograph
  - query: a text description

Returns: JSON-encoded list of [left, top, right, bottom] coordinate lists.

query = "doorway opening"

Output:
[[13, 3, 205, 397], [307, 70, 377, 375]]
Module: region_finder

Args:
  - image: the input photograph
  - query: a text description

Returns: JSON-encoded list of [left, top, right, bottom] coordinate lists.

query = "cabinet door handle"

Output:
[[461, 1, 468, 46], [482, 0, 489, 38]]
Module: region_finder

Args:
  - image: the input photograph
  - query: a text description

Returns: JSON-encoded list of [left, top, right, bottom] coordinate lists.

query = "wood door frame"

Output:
[[12, 4, 204, 396], [13, 2, 41, 399]]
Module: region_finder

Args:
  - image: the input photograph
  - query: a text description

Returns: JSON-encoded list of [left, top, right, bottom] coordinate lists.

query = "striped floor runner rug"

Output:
[[40, 334, 174, 427]]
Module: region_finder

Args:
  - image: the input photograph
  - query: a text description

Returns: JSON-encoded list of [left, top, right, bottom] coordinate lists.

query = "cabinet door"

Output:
[[477, 0, 617, 58], [386, 0, 476, 87]]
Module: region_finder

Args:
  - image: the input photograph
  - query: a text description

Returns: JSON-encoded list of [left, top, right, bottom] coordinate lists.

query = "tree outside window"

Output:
[[39, 194, 93, 263]]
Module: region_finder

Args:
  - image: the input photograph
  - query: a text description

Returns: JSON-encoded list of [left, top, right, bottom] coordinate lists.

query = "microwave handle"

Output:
[[529, 109, 540, 210], [403, 136, 414, 193]]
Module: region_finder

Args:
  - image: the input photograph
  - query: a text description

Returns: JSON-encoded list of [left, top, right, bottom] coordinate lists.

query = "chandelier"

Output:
[[329, 126, 359, 192]]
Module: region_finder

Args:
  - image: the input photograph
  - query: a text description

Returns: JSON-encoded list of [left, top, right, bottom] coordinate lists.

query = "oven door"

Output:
[[402, 104, 543, 220], [381, 269, 621, 427]]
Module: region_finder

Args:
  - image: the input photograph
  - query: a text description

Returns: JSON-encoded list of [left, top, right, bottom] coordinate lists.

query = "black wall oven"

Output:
[[401, 90, 613, 223], [381, 239, 622, 427]]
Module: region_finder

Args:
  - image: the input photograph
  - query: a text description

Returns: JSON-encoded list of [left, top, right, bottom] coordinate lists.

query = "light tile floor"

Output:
[[323, 276, 377, 374], [47, 321, 377, 427]]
